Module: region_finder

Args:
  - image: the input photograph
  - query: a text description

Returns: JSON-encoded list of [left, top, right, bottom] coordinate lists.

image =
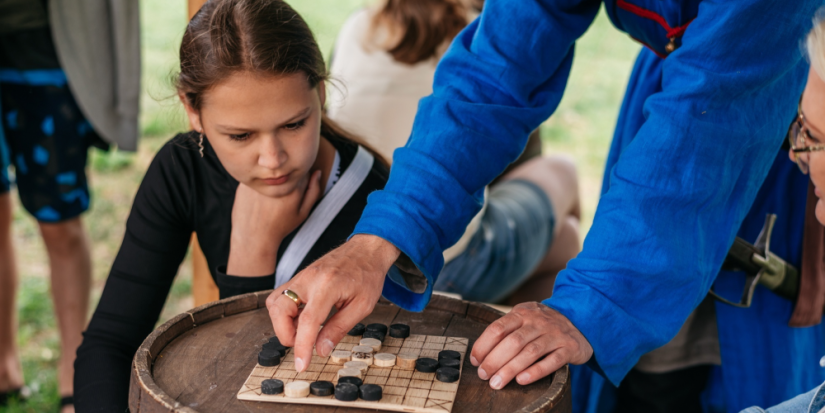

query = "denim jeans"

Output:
[[740, 382, 825, 413]]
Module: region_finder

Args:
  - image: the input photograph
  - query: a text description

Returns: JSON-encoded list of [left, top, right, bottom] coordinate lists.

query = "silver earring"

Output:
[[198, 133, 204, 158]]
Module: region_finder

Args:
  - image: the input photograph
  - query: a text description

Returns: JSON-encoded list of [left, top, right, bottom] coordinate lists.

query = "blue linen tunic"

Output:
[[351, 0, 825, 410]]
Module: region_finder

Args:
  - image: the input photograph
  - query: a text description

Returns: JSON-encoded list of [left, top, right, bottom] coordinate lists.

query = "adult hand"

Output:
[[470, 302, 593, 390], [266, 234, 400, 372], [227, 171, 322, 276]]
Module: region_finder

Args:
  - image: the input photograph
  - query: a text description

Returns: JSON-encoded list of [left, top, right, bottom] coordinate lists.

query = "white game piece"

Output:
[[397, 352, 418, 369], [285, 381, 310, 398], [330, 350, 351, 364], [359, 337, 382, 352], [337, 367, 363, 380], [351, 345, 373, 354], [344, 360, 369, 374], [352, 351, 373, 365], [374, 353, 396, 367]]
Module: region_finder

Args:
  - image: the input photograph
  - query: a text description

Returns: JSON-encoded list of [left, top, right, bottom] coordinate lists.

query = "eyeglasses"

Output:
[[789, 95, 825, 174]]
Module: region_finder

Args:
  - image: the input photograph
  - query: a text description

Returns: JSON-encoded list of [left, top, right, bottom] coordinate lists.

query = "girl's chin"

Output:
[[816, 198, 825, 226], [250, 180, 297, 198]]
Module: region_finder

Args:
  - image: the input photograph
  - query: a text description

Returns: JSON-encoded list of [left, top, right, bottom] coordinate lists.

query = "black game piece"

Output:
[[436, 367, 460, 383], [310, 381, 334, 397], [262, 341, 286, 355], [258, 349, 281, 366], [438, 350, 461, 361], [347, 323, 366, 336], [415, 357, 439, 373], [362, 330, 385, 341], [261, 379, 284, 395], [337, 376, 363, 387], [365, 323, 388, 335], [389, 323, 410, 338], [359, 384, 383, 401], [439, 358, 461, 369], [269, 336, 290, 346], [334, 383, 358, 401]]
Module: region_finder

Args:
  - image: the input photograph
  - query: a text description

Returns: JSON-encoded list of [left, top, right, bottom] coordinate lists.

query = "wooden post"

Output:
[[187, 0, 219, 307], [188, 0, 206, 19]]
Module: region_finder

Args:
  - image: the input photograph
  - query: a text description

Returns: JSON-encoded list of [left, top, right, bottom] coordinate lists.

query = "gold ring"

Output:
[[283, 289, 304, 308]]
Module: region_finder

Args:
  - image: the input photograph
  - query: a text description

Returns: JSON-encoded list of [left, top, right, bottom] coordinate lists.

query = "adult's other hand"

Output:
[[471, 302, 593, 390], [266, 234, 400, 372]]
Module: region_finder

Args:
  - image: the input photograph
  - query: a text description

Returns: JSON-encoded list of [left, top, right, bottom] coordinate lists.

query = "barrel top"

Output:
[[130, 291, 571, 413]]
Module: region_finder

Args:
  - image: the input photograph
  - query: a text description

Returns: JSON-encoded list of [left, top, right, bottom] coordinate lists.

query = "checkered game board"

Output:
[[237, 334, 469, 412]]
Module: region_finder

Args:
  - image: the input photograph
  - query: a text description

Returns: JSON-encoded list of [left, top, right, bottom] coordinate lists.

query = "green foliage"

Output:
[[540, 10, 639, 235], [2, 278, 61, 413], [90, 148, 134, 173]]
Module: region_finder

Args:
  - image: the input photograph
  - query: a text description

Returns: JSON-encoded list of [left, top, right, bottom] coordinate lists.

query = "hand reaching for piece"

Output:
[[265, 234, 400, 372], [470, 302, 593, 390], [227, 170, 322, 276]]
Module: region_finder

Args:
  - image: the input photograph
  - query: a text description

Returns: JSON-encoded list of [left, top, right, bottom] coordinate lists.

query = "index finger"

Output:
[[292, 297, 333, 372], [266, 287, 299, 347], [470, 312, 524, 367]]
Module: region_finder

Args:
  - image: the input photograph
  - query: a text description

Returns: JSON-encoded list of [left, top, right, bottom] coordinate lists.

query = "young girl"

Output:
[[72, 1, 388, 410]]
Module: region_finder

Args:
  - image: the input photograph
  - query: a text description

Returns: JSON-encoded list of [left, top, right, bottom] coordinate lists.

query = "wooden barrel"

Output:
[[130, 291, 572, 412]]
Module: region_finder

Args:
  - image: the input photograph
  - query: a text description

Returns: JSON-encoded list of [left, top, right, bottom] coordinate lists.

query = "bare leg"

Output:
[[0, 193, 24, 394], [496, 156, 582, 305], [39, 217, 91, 413], [506, 216, 580, 305]]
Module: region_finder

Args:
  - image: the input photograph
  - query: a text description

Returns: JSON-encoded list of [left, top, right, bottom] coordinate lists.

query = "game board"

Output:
[[237, 333, 469, 412]]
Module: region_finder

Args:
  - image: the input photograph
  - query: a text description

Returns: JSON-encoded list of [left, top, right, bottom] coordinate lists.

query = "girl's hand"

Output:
[[470, 302, 593, 390], [227, 171, 322, 276], [266, 234, 400, 372]]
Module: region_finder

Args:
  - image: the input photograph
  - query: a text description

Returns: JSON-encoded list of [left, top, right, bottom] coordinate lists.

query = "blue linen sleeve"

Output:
[[352, 0, 602, 311], [545, 0, 818, 386]]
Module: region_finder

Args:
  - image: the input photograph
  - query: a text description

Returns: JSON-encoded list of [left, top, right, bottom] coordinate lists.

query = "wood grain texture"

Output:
[[132, 292, 571, 412]]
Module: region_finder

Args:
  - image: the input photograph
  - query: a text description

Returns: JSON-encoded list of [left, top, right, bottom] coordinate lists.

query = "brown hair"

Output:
[[371, 0, 469, 65], [176, 0, 388, 166]]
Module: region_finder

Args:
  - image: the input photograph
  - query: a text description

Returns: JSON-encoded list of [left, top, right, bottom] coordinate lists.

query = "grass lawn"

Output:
[[2, 1, 637, 411]]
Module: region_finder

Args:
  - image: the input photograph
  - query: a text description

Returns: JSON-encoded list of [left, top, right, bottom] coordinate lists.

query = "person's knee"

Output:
[[504, 155, 580, 218], [39, 218, 88, 258], [542, 155, 579, 198]]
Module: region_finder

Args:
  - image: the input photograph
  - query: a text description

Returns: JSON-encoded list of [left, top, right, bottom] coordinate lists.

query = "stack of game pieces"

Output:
[[438, 350, 462, 369], [258, 336, 286, 367], [332, 378, 383, 402], [436, 350, 462, 383]]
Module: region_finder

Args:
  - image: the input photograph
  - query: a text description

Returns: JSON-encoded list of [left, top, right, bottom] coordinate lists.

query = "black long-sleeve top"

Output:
[[73, 133, 388, 412]]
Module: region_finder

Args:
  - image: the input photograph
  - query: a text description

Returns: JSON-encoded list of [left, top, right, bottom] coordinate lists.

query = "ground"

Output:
[[2, 1, 638, 411]]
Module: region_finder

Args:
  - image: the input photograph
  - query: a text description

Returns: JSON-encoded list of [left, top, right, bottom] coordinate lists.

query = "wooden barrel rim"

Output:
[[130, 291, 571, 413]]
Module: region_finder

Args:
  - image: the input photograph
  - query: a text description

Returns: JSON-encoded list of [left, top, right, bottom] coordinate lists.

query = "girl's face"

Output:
[[799, 69, 825, 224], [183, 71, 326, 198]]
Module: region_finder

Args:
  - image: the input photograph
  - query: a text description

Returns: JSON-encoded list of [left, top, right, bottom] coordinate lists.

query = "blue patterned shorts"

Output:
[[0, 69, 94, 222]]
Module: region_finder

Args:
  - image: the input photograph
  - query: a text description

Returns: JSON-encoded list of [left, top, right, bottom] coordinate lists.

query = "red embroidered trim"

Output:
[[616, 0, 692, 38], [628, 35, 669, 59]]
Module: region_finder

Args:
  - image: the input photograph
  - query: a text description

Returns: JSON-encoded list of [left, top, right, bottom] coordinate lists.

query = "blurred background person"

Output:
[[0, 0, 139, 411], [327, 0, 581, 306]]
